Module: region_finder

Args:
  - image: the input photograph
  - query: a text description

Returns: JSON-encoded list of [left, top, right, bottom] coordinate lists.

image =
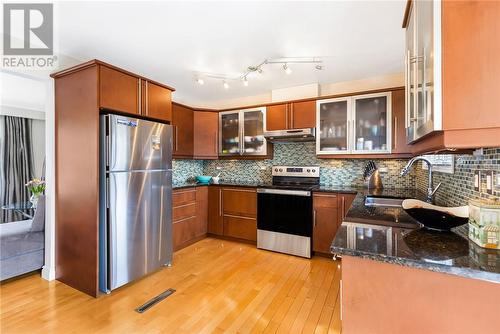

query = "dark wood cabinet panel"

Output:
[[223, 216, 257, 241], [208, 186, 223, 235], [313, 192, 355, 254], [194, 111, 218, 159], [172, 104, 194, 158], [313, 207, 339, 253], [172, 188, 196, 206], [54, 65, 100, 297], [172, 203, 196, 222], [391, 89, 411, 154], [196, 186, 208, 236], [313, 193, 339, 253], [290, 100, 316, 129], [338, 193, 356, 222], [144, 81, 172, 122], [266, 104, 288, 131], [173, 217, 198, 251], [222, 188, 257, 218], [99, 65, 139, 115]]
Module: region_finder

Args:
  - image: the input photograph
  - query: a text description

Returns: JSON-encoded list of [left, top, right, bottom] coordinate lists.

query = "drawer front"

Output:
[[173, 202, 196, 222], [173, 189, 196, 206], [313, 193, 338, 209], [173, 216, 197, 251], [223, 215, 257, 241], [222, 188, 257, 217]]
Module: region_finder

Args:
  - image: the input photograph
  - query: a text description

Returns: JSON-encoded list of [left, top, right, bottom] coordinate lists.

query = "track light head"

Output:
[[196, 78, 204, 85], [243, 77, 249, 86], [223, 81, 229, 89]]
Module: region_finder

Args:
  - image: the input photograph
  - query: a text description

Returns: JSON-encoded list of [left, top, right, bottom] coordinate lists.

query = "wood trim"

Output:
[[402, 0, 413, 28], [55, 65, 100, 297], [51, 59, 175, 91], [317, 153, 413, 159], [217, 87, 406, 112], [172, 101, 218, 113], [206, 233, 257, 246]]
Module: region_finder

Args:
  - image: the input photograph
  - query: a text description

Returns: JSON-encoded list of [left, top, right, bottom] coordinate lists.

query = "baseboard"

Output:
[[41, 264, 56, 281]]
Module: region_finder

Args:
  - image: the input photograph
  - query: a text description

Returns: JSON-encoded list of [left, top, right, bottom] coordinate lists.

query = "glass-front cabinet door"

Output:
[[316, 98, 350, 155], [219, 107, 267, 156], [352, 93, 391, 153], [316, 93, 391, 155], [219, 111, 240, 156], [242, 107, 267, 156]]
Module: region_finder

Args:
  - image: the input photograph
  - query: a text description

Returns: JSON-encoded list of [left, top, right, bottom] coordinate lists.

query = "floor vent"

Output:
[[135, 288, 176, 313]]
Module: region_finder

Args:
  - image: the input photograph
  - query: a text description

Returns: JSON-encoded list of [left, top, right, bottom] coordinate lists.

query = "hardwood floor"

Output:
[[0, 238, 342, 333]]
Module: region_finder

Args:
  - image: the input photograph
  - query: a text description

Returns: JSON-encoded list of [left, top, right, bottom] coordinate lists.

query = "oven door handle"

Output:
[[257, 188, 311, 197]]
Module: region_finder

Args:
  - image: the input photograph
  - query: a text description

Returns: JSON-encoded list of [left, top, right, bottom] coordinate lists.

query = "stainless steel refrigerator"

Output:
[[99, 114, 172, 293]]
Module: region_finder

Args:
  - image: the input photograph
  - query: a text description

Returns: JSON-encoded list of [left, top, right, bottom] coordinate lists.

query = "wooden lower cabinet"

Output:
[[313, 192, 356, 254], [223, 215, 257, 241], [208, 186, 257, 242], [208, 186, 223, 235], [313, 193, 339, 254], [172, 186, 208, 251]]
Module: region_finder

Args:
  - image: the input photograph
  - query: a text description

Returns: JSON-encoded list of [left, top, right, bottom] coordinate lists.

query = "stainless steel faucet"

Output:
[[400, 156, 441, 203]]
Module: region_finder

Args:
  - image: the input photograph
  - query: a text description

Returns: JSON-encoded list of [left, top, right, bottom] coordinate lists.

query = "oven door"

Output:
[[257, 188, 313, 258], [257, 188, 313, 236]]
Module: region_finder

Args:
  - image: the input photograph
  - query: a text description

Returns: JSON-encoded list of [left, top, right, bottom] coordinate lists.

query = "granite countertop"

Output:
[[172, 180, 271, 189], [331, 189, 500, 283]]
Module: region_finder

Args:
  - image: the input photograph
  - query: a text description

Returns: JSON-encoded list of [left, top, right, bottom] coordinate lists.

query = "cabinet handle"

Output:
[[214, 131, 217, 155], [219, 189, 222, 217], [223, 188, 255, 193], [313, 209, 317, 227], [341, 197, 345, 219], [145, 81, 149, 115], [393, 116, 398, 150], [173, 125, 178, 152], [138, 79, 141, 115], [290, 103, 294, 129], [285, 104, 289, 129]]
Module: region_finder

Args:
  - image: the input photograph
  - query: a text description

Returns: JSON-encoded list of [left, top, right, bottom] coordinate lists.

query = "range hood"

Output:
[[264, 128, 316, 143]]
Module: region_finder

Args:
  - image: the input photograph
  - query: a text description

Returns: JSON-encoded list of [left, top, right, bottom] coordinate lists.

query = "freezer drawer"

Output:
[[106, 170, 172, 291]]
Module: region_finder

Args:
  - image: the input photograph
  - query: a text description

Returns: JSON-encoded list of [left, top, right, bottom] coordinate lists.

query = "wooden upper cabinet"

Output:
[[290, 101, 316, 129], [143, 81, 172, 122], [266, 101, 316, 131], [266, 104, 288, 131], [391, 89, 411, 154], [172, 103, 194, 158], [194, 111, 218, 159], [99, 65, 139, 115]]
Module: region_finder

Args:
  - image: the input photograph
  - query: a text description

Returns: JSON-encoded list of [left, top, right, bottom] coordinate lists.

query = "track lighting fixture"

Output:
[[194, 57, 322, 88]]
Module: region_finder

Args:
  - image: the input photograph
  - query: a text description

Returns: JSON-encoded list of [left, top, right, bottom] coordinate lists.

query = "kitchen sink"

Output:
[[364, 196, 404, 208]]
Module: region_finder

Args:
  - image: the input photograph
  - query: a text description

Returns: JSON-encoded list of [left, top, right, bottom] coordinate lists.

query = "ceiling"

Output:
[[56, 1, 406, 108]]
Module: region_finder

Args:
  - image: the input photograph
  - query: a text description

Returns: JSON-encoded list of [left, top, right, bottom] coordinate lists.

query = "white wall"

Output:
[[189, 72, 404, 109]]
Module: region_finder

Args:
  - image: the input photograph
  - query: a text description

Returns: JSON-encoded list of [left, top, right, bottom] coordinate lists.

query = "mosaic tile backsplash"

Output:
[[202, 142, 416, 188], [172, 159, 204, 184], [415, 148, 500, 206]]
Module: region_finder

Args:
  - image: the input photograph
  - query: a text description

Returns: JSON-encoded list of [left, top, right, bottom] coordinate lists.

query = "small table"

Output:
[[1, 202, 35, 219]]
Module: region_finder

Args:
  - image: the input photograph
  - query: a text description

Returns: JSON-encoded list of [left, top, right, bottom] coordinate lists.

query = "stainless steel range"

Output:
[[257, 166, 320, 258]]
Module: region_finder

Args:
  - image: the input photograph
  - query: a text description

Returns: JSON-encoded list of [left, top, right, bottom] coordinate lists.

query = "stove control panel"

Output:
[[272, 166, 320, 177]]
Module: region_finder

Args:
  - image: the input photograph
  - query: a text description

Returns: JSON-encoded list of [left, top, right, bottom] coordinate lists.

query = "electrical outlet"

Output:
[[486, 171, 493, 195], [378, 167, 388, 173], [474, 170, 481, 192]]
